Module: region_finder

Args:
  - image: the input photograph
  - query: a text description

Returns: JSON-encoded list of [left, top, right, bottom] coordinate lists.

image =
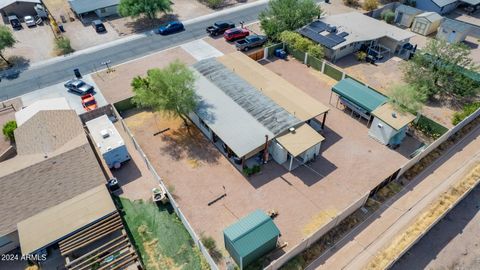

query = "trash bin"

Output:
[[275, 48, 287, 59], [58, 25, 65, 32], [73, 68, 82, 79]]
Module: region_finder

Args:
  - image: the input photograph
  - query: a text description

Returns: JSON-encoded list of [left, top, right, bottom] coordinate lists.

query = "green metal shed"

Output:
[[223, 210, 280, 269], [331, 78, 388, 113]]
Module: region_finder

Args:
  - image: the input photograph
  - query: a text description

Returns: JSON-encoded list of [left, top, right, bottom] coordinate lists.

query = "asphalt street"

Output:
[[0, 2, 267, 99]]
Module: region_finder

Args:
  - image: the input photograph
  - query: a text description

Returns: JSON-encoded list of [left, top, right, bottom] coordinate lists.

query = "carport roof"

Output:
[[332, 78, 388, 113], [276, 123, 325, 157], [0, 0, 39, 9], [68, 0, 119, 14], [17, 185, 116, 255]]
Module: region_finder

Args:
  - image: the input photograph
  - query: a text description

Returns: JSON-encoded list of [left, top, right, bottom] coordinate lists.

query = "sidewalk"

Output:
[[307, 125, 480, 270]]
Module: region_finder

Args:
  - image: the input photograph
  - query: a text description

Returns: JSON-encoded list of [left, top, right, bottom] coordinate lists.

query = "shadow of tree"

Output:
[[160, 124, 221, 164], [0, 55, 31, 80], [124, 13, 179, 34]]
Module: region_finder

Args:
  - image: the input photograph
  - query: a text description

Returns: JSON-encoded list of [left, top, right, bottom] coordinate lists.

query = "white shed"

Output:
[[436, 19, 471, 44], [368, 104, 416, 146], [412, 12, 443, 36], [394, 4, 423, 28]]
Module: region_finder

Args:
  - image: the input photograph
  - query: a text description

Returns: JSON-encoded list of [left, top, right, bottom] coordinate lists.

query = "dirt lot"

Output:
[[121, 56, 417, 268], [93, 46, 196, 103]]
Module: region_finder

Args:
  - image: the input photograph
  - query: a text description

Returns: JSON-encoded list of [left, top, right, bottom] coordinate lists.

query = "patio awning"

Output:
[[332, 78, 388, 113], [276, 124, 325, 157], [17, 185, 117, 255], [371, 103, 416, 131]]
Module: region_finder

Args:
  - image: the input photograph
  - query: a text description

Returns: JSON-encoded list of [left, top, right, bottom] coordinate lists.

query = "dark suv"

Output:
[[8, 15, 22, 30], [92, 20, 106, 33]]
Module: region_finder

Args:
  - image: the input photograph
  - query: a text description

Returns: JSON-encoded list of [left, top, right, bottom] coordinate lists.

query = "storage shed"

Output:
[[436, 18, 471, 43], [86, 115, 130, 169], [412, 12, 443, 36], [394, 4, 423, 27], [330, 78, 388, 125], [224, 210, 280, 269], [368, 103, 416, 146]]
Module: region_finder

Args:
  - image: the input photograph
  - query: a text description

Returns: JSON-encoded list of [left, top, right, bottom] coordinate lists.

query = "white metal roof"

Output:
[[395, 4, 423, 15], [86, 114, 124, 154], [0, 0, 40, 9], [440, 18, 471, 33], [68, 0, 119, 14], [194, 70, 274, 158], [319, 12, 415, 50], [415, 12, 443, 23]]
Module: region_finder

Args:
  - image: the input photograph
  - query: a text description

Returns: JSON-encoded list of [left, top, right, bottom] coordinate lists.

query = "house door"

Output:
[[413, 21, 427, 35], [395, 12, 403, 24], [448, 30, 457, 43]]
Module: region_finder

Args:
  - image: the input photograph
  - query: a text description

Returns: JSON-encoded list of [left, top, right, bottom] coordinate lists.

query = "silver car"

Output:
[[24, 16, 36, 27], [64, 79, 94, 95]]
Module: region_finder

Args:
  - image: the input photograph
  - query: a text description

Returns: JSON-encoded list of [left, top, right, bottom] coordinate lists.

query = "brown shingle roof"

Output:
[[0, 109, 106, 236]]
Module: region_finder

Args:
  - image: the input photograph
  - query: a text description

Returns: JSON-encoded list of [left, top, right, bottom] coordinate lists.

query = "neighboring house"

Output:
[[68, 0, 119, 20], [415, 0, 458, 14], [412, 12, 443, 36], [0, 0, 40, 18], [298, 12, 415, 62], [0, 98, 106, 255], [369, 103, 416, 146], [191, 52, 329, 171], [436, 18, 471, 43], [223, 210, 280, 270], [394, 4, 423, 27]]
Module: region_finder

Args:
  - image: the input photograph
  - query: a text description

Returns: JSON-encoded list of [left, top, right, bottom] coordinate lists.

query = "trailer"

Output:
[[86, 115, 130, 169]]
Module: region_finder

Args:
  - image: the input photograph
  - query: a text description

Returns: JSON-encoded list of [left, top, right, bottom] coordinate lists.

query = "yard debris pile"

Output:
[[302, 209, 338, 236], [365, 163, 480, 270]]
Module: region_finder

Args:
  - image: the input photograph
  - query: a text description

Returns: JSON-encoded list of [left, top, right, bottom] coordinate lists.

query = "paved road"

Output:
[[0, 2, 267, 99]]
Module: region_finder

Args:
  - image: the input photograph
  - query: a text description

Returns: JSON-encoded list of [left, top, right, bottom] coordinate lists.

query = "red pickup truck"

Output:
[[224, 28, 249, 42]]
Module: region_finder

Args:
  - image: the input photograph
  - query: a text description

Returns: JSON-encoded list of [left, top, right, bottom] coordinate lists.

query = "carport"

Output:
[[329, 78, 388, 126], [224, 210, 280, 269], [0, 0, 40, 19]]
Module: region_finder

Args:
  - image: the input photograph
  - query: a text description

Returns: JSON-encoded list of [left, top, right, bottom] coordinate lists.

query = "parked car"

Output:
[[8, 15, 21, 30], [23, 15, 36, 27], [224, 28, 249, 41], [157, 21, 184, 35], [206, 21, 235, 36], [235, 35, 267, 51], [92, 20, 106, 33], [81, 94, 97, 111], [64, 79, 94, 95]]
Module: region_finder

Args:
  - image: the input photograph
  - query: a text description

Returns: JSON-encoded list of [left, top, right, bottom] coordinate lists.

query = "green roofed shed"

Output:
[[331, 78, 388, 113], [224, 210, 280, 269]]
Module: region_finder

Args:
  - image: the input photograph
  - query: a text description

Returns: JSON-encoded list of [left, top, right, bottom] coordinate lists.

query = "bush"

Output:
[[381, 10, 395, 24], [202, 0, 224, 8], [54, 36, 74, 55], [452, 102, 480, 125], [343, 0, 359, 6], [243, 165, 262, 176], [200, 234, 223, 262], [280, 31, 324, 59], [363, 0, 379, 11], [356, 51, 367, 61], [2, 120, 17, 142]]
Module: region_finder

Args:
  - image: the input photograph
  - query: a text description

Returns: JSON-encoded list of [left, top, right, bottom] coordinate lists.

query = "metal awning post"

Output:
[[289, 154, 293, 171], [321, 112, 327, 129], [329, 90, 333, 105]]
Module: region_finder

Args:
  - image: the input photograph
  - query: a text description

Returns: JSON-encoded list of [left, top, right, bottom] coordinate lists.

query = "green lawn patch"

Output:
[[115, 197, 209, 270]]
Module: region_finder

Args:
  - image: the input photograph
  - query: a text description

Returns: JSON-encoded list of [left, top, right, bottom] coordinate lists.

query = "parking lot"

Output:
[[20, 74, 108, 114]]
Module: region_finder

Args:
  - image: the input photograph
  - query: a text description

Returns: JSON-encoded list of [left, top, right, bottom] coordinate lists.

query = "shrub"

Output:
[[54, 36, 74, 55], [343, 0, 359, 6], [452, 102, 480, 125], [363, 0, 379, 11], [356, 51, 367, 61], [381, 10, 395, 24], [202, 0, 224, 8], [280, 31, 325, 59], [2, 120, 17, 142], [201, 235, 216, 251], [307, 45, 324, 59]]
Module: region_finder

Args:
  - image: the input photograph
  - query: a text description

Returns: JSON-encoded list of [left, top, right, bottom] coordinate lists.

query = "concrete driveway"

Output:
[[20, 74, 108, 114]]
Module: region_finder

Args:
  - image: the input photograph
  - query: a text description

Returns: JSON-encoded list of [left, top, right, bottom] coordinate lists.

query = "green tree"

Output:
[[279, 31, 324, 59], [131, 60, 197, 127], [363, 0, 379, 11], [54, 37, 74, 55], [119, 0, 172, 19], [403, 39, 480, 99], [0, 25, 16, 66], [388, 84, 426, 114], [259, 0, 322, 41], [2, 120, 17, 142]]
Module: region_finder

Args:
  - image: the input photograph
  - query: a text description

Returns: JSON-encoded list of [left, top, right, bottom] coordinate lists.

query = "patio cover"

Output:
[[276, 123, 325, 157], [17, 185, 116, 255], [371, 103, 416, 131], [218, 52, 329, 122], [332, 78, 388, 113]]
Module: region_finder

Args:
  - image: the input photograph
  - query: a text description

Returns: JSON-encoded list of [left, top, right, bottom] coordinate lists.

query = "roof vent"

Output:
[[100, 129, 110, 138], [392, 112, 397, 118], [327, 26, 337, 33], [289, 127, 296, 133]]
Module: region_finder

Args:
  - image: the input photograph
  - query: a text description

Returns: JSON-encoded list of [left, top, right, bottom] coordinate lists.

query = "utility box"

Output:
[[86, 115, 130, 169]]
